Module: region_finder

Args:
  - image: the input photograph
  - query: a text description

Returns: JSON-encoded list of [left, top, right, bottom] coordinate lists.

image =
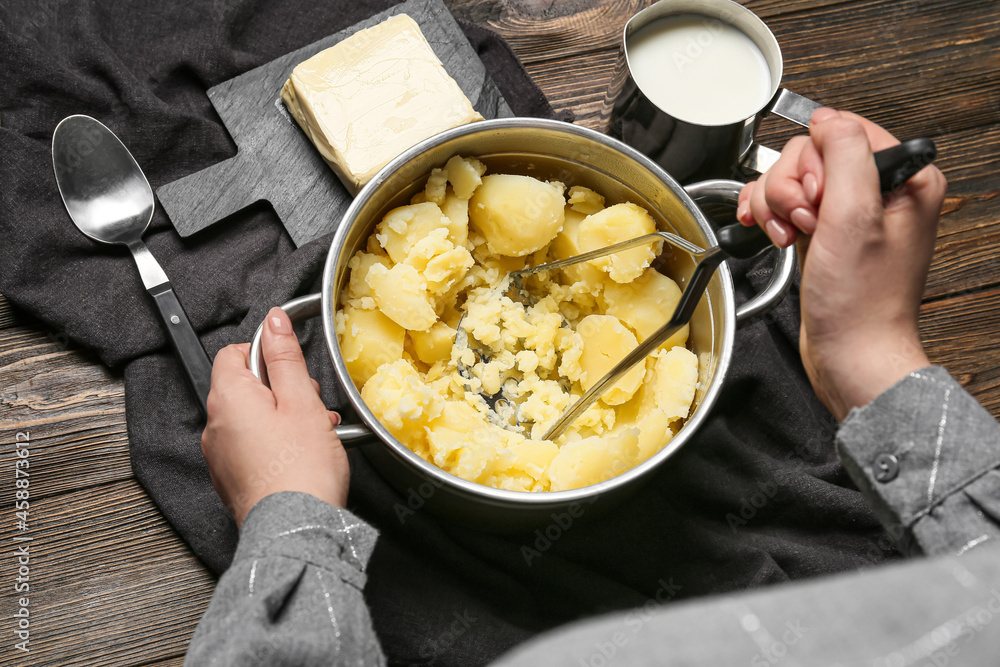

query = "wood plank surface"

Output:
[[0, 323, 207, 667], [922, 285, 1000, 415], [0, 481, 213, 666], [0, 294, 30, 330], [1, 0, 999, 666], [447, 0, 646, 61], [0, 326, 131, 504], [520, 0, 1000, 137]]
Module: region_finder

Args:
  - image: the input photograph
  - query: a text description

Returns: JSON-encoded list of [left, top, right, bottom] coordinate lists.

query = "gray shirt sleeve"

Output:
[[183, 491, 386, 667], [836, 366, 1000, 557]]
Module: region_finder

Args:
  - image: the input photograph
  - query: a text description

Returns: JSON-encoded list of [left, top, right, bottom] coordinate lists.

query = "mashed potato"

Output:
[[337, 157, 699, 492]]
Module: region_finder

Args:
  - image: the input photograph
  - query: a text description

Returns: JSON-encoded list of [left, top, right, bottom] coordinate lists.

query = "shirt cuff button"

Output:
[[874, 453, 900, 483]]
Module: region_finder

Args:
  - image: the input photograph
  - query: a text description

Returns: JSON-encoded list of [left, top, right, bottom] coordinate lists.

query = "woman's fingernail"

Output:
[[810, 107, 838, 125], [766, 219, 789, 246], [331, 412, 342, 426], [790, 207, 818, 232], [268, 310, 291, 335], [803, 173, 819, 204], [736, 201, 750, 222]]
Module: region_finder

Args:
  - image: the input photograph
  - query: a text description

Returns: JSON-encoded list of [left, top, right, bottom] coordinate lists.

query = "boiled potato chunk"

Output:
[[376, 202, 459, 263], [431, 398, 488, 432], [440, 191, 470, 247], [603, 267, 688, 348], [339, 305, 405, 387], [425, 425, 467, 468], [424, 166, 449, 205], [366, 263, 437, 331], [545, 431, 639, 491], [361, 359, 442, 446], [490, 440, 560, 491], [425, 155, 487, 204], [611, 388, 675, 463], [567, 185, 605, 215], [402, 227, 474, 296], [423, 246, 475, 295], [576, 314, 645, 405], [611, 358, 656, 425], [633, 409, 674, 462], [499, 440, 559, 482], [426, 399, 507, 483], [469, 174, 565, 256], [552, 207, 607, 286], [345, 251, 391, 303], [444, 155, 486, 199], [425, 398, 497, 464], [410, 321, 456, 365], [451, 438, 501, 484], [577, 203, 658, 283], [403, 228, 453, 274], [650, 346, 699, 422]]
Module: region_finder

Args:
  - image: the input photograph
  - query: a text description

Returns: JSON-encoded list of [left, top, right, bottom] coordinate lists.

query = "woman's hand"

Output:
[[201, 307, 350, 528], [737, 108, 947, 420]]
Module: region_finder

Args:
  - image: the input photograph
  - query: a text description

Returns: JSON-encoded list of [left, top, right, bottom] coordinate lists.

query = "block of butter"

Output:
[[281, 14, 484, 195]]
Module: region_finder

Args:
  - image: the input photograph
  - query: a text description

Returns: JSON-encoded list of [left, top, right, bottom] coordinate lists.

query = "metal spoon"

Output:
[[52, 115, 212, 416]]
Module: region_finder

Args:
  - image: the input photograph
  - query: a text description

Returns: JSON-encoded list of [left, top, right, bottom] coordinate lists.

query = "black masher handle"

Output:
[[717, 138, 938, 260]]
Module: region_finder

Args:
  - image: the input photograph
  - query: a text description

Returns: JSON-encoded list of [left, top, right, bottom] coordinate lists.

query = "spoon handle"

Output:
[[148, 284, 213, 416], [126, 241, 212, 416]]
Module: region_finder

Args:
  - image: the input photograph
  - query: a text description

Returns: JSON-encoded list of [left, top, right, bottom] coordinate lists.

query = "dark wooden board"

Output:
[[447, 0, 992, 67], [156, 0, 513, 247]]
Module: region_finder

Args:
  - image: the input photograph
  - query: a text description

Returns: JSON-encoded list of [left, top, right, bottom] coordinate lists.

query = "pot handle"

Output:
[[683, 179, 797, 325], [248, 293, 375, 446]]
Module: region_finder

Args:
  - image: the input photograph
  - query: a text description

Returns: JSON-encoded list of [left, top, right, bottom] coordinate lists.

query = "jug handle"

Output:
[[743, 89, 822, 174]]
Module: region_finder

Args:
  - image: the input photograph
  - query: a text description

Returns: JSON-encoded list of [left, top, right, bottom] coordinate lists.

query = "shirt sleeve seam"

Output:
[[232, 550, 367, 589], [909, 460, 1000, 524]]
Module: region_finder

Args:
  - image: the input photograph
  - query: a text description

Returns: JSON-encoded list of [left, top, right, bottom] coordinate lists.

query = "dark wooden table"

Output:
[[1, 1, 998, 664]]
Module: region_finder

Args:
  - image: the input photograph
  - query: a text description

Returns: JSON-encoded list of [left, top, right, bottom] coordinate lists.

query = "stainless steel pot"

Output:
[[250, 118, 795, 531]]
